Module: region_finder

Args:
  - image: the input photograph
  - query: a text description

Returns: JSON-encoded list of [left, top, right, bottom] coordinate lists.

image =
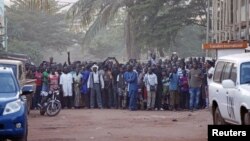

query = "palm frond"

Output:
[[81, 0, 123, 47], [66, 0, 99, 27], [10, 0, 29, 8], [10, 0, 61, 13]]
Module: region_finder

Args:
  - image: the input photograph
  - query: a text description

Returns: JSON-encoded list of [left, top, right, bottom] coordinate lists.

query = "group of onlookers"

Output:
[[26, 53, 215, 112]]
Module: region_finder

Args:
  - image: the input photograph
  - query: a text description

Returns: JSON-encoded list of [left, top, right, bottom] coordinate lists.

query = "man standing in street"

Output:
[[60, 67, 73, 109], [125, 65, 138, 111], [117, 66, 127, 109], [188, 63, 202, 111], [206, 60, 214, 84], [144, 68, 158, 111], [87, 64, 104, 109], [169, 67, 179, 111], [205, 60, 214, 108], [81, 66, 90, 109], [154, 64, 163, 111]]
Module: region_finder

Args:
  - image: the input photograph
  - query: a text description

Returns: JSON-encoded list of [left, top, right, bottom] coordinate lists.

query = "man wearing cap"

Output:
[[87, 64, 104, 109]]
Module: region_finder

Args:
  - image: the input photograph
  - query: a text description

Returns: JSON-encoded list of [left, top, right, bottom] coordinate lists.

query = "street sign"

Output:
[[202, 41, 248, 49]]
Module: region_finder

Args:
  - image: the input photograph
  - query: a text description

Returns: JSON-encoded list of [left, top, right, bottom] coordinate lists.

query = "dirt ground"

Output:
[[28, 109, 212, 141]]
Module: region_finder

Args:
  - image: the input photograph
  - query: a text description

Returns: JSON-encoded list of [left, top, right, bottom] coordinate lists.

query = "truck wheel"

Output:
[[244, 113, 250, 125], [213, 107, 225, 125]]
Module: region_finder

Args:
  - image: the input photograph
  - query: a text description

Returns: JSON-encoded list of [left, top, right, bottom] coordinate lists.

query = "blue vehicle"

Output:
[[0, 67, 33, 141]]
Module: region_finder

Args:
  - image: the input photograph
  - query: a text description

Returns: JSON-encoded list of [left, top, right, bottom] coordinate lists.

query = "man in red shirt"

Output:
[[33, 67, 42, 109]]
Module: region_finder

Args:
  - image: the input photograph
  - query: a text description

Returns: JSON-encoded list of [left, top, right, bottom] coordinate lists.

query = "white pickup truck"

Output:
[[209, 53, 250, 125]]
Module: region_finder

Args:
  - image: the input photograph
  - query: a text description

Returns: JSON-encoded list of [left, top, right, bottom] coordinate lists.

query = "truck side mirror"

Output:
[[222, 79, 235, 89], [21, 85, 34, 95]]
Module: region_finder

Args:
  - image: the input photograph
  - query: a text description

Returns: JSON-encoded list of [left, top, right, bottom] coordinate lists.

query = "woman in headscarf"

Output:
[[73, 68, 83, 108]]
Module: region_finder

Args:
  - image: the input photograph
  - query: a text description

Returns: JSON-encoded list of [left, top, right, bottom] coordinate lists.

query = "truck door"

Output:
[[220, 62, 237, 122], [211, 61, 228, 119], [226, 63, 240, 123]]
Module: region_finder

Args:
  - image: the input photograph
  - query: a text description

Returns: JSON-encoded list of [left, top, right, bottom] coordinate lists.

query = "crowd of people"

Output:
[[26, 52, 216, 112]]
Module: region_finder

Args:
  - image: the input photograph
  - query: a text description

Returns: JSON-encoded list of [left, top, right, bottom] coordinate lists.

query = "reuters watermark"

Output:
[[208, 125, 250, 140]]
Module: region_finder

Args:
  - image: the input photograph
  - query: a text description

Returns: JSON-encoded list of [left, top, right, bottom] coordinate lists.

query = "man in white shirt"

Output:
[[205, 60, 215, 108], [143, 68, 158, 110], [60, 67, 73, 109], [206, 60, 215, 85]]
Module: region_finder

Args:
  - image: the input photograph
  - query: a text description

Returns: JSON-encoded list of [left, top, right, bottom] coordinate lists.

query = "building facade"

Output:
[[211, 0, 250, 43], [0, 0, 4, 49], [0, 0, 4, 28]]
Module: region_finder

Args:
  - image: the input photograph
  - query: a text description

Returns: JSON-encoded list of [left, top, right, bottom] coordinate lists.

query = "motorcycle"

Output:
[[39, 89, 61, 116]]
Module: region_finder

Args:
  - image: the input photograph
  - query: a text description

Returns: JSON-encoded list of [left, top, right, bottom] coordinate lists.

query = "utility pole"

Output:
[[4, 17, 7, 52], [206, 0, 210, 57], [0, 0, 4, 52]]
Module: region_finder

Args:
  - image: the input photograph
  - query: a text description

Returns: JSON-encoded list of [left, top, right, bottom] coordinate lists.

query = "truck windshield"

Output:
[[0, 64, 17, 78], [0, 73, 17, 93], [240, 62, 250, 84]]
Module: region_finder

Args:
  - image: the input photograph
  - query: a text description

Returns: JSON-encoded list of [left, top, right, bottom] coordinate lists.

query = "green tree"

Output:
[[6, 1, 77, 64], [129, 0, 208, 57], [8, 39, 43, 64], [10, 0, 69, 14], [67, 0, 208, 59]]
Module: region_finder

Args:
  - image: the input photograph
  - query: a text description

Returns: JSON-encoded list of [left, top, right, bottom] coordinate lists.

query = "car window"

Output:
[[240, 62, 250, 84], [0, 73, 17, 93], [230, 64, 237, 83], [0, 64, 17, 78], [213, 61, 225, 83], [221, 62, 233, 81]]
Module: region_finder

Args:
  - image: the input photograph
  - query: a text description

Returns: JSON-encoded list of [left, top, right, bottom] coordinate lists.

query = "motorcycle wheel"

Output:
[[46, 101, 61, 117]]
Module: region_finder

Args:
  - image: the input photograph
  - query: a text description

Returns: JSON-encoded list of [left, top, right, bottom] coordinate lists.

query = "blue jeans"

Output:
[[129, 90, 137, 110], [32, 85, 42, 108], [189, 87, 200, 110], [42, 83, 49, 92], [113, 84, 118, 108]]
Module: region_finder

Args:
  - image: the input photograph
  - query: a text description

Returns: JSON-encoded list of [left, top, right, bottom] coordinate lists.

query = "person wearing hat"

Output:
[[87, 64, 104, 109]]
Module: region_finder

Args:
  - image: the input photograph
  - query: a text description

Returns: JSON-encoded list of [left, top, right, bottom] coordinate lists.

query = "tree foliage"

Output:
[[127, 0, 207, 57], [68, 0, 208, 59], [10, 0, 69, 14], [8, 39, 43, 64], [88, 23, 125, 60], [6, 1, 77, 64]]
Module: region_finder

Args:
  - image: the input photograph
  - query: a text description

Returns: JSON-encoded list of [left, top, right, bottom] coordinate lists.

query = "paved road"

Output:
[[28, 109, 212, 141]]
